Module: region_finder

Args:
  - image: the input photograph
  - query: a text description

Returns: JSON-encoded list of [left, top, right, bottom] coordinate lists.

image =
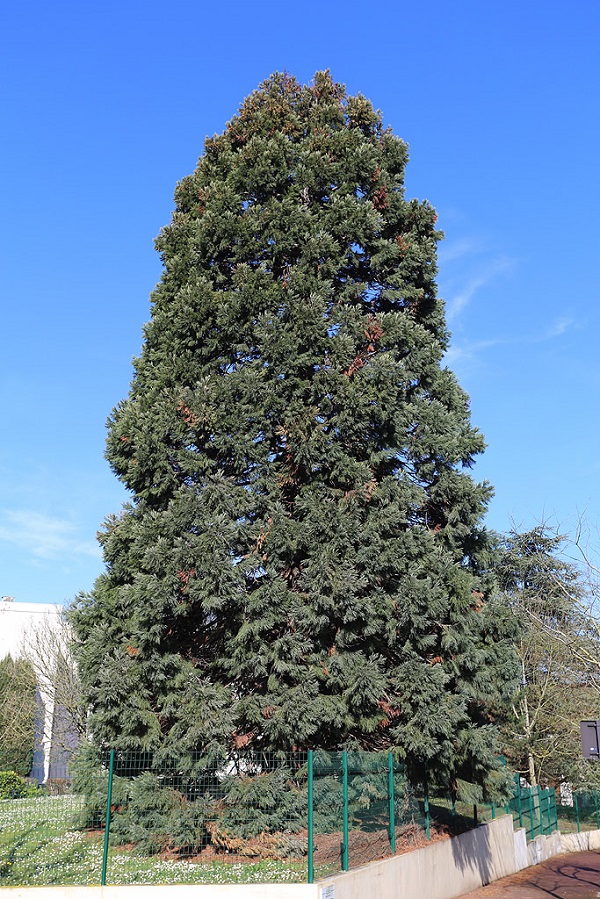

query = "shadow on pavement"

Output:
[[460, 850, 600, 898]]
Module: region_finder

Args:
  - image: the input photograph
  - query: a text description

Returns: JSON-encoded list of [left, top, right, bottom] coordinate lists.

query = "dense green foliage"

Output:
[[71, 71, 516, 787], [0, 771, 38, 800], [71, 747, 418, 858], [0, 655, 36, 777]]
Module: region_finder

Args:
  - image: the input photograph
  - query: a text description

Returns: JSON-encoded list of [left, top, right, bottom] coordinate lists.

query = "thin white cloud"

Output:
[[0, 510, 100, 560], [438, 238, 485, 264], [446, 256, 515, 320], [444, 337, 505, 367], [446, 315, 577, 368], [540, 316, 575, 340]]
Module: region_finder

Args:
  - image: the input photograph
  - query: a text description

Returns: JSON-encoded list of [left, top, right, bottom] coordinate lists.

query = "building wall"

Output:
[[0, 597, 63, 658]]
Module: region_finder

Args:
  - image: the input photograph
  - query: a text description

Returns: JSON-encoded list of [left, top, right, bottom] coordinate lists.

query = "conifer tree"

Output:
[[0, 655, 36, 776], [71, 72, 516, 785]]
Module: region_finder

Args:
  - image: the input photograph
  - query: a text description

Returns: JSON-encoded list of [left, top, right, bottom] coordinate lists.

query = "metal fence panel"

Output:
[[1, 751, 566, 887]]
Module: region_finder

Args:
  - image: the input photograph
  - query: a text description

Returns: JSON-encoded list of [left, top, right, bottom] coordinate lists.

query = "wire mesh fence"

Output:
[[506, 778, 558, 840], [557, 787, 600, 833], [310, 751, 424, 877], [426, 791, 487, 834], [0, 749, 566, 887], [0, 749, 424, 885], [91, 748, 313, 885]]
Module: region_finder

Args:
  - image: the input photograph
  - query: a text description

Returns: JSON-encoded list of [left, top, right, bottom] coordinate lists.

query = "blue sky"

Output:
[[1, 0, 598, 604]]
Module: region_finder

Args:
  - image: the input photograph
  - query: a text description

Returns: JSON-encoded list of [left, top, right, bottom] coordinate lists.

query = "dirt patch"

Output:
[[164, 821, 451, 868], [314, 821, 451, 868], [95, 818, 453, 869]]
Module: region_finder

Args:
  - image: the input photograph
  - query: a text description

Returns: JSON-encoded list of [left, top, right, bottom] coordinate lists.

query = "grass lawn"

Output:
[[6, 792, 589, 886], [0, 796, 308, 886]]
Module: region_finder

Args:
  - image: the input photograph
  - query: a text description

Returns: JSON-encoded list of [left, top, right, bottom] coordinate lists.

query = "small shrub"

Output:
[[0, 770, 39, 799]]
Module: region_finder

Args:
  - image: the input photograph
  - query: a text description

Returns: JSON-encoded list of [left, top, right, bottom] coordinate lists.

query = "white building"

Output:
[[0, 596, 63, 657], [0, 596, 66, 781]]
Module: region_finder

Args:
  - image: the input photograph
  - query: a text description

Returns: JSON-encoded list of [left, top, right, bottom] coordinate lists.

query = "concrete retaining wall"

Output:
[[526, 830, 562, 866], [317, 814, 518, 899], [317, 822, 600, 899], [513, 828, 528, 871], [561, 828, 600, 852]]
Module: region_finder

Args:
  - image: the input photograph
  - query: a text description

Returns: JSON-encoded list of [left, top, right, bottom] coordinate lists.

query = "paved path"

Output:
[[459, 850, 600, 898]]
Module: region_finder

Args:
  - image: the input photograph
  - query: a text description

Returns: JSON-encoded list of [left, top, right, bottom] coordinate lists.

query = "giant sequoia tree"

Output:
[[71, 72, 516, 784]]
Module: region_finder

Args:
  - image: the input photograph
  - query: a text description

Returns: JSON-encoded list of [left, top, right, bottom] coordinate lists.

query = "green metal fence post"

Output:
[[501, 756, 510, 816], [516, 775, 523, 830], [342, 751, 349, 871], [594, 789, 600, 831], [388, 751, 396, 854], [528, 789, 535, 839], [473, 804, 478, 826], [491, 801, 496, 820], [307, 750, 314, 884], [424, 771, 431, 840], [547, 788, 554, 832], [575, 792, 581, 833], [542, 788, 548, 835], [537, 785, 544, 835], [101, 749, 115, 886]]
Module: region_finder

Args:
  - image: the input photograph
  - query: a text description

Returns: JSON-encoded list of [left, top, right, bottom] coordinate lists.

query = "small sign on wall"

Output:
[[320, 885, 335, 899]]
